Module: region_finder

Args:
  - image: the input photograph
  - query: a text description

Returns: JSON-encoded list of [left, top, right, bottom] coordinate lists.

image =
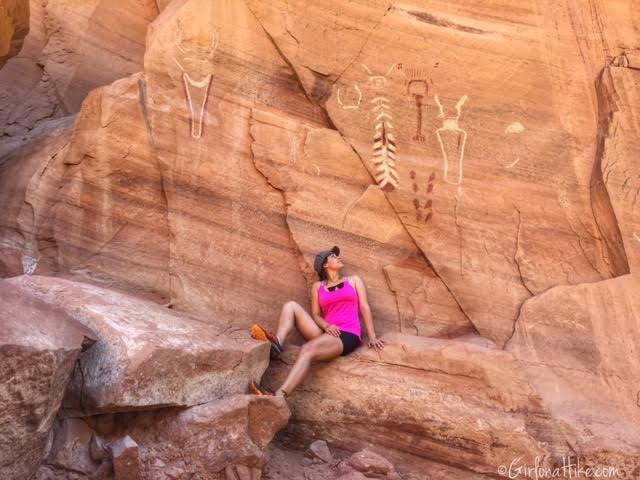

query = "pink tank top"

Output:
[[318, 277, 363, 347]]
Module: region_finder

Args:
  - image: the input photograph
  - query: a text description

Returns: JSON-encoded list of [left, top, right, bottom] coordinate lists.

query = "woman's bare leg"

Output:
[[275, 301, 323, 344], [276, 333, 343, 396]]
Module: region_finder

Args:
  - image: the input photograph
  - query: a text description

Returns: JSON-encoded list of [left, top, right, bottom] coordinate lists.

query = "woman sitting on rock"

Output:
[[249, 245, 385, 397]]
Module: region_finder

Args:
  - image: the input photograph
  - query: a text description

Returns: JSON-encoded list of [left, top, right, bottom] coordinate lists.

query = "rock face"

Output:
[[0, 0, 158, 144], [9, 275, 271, 415], [0, 0, 29, 69], [1, 0, 640, 478], [0, 280, 94, 480], [506, 274, 640, 471], [265, 333, 566, 477]]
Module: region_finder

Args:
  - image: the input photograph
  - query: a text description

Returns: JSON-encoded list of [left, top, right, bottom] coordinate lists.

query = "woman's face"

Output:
[[324, 252, 343, 272]]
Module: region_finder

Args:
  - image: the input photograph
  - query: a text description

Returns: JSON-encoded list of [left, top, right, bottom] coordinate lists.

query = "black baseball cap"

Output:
[[314, 246, 340, 278]]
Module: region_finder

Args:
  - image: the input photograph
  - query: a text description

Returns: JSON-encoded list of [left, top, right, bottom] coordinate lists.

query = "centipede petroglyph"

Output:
[[363, 63, 399, 190]]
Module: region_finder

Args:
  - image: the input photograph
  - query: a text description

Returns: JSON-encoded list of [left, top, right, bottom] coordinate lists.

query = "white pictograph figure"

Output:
[[336, 84, 362, 109], [504, 121, 524, 168], [435, 94, 468, 186], [363, 63, 399, 190], [172, 24, 219, 139]]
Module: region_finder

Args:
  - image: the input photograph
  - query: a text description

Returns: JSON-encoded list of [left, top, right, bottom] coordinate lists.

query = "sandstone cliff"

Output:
[[1, 0, 639, 479]]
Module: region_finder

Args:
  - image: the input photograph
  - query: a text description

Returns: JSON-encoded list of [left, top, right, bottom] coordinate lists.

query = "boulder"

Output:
[[8, 275, 271, 414], [265, 332, 565, 477], [37, 418, 101, 478], [89, 394, 290, 479], [506, 274, 640, 477], [110, 436, 143, 480], [348, 448, 400, 479], [307, 439, 332, 464], [0, 280, 95, 480]]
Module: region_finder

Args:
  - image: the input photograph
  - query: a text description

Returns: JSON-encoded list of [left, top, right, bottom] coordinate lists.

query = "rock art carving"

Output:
[[506, 158, 520, 168], [172, 23, 220, 139], [398, 65, 429, 142], [504, 122, 524, 168], [336, 84, 362, 109], [363, 63, 399, 190], [505, 121, 525, 134], [410, 170, 435, 224], [407, 79, 428, 142], [435, 93, 468, 186]]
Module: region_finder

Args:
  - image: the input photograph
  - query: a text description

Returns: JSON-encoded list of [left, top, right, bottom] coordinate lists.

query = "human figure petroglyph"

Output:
[[172, 23, 220, 139], [504, 121, 524, 168], [363, 63, 399, 190], [397, 64, 429, 142], [336, 84, 362, 109], [435, 94, 468, 186], [408, 80, 428, 142]]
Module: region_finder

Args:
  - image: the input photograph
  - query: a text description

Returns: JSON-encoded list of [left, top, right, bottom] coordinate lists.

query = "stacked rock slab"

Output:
[[0, 280, 94, 480], [8, 275, 272, 414], [263, 332, 636, 478], [4, 275, 291, 479]]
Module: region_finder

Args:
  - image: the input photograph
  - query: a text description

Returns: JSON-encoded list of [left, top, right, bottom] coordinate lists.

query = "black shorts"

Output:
[[339, 331, 360, 356]]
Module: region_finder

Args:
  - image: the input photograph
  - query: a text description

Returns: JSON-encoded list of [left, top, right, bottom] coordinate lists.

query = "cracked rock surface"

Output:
[[1, 0, 640, 478]]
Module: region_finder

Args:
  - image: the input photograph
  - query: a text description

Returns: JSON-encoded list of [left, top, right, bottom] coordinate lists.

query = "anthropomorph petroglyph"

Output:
[[398, 65, 429, 142], [435, 94, 468, 186], [172, 23, 220, 139], [363, 63, 398, 190], [336, 84, 362, 109], [410, 170, 435, 224], [504, 121, 524, 168]]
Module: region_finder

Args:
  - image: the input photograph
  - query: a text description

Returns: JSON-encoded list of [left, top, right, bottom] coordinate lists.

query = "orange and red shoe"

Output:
[[250, 323, 284, 356], [249, 380, 276, 396]]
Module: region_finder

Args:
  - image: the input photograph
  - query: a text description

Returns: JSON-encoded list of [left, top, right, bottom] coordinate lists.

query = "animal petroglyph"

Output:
[[435, 94, 468, 186], [363, 63, 396, 89], [172, 24, 220, 139], [336, 84, 362, 109], [410, 170, 435, 224], [363, 63, 399, 190]]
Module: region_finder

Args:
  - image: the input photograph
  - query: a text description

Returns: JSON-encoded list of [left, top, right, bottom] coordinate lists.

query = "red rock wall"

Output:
[[1, 1, 639, 478]]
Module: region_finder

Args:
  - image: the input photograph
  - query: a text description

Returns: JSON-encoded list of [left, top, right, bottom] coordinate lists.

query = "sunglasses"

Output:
[[327, 281, 345, 292]]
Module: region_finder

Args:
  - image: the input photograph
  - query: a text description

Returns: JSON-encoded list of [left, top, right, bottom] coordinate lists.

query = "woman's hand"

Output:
[[368, 335, 385, 352], [324, 324, 341, 337]]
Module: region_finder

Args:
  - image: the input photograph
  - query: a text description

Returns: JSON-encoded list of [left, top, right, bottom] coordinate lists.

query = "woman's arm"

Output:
[[352, 275, 376, 338], [311, 282, 329, 331]]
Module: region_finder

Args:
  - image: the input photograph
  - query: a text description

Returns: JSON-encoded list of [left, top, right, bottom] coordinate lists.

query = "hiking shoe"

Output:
[[249, 380, 275, 396], [250, 324, 284, 356]]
